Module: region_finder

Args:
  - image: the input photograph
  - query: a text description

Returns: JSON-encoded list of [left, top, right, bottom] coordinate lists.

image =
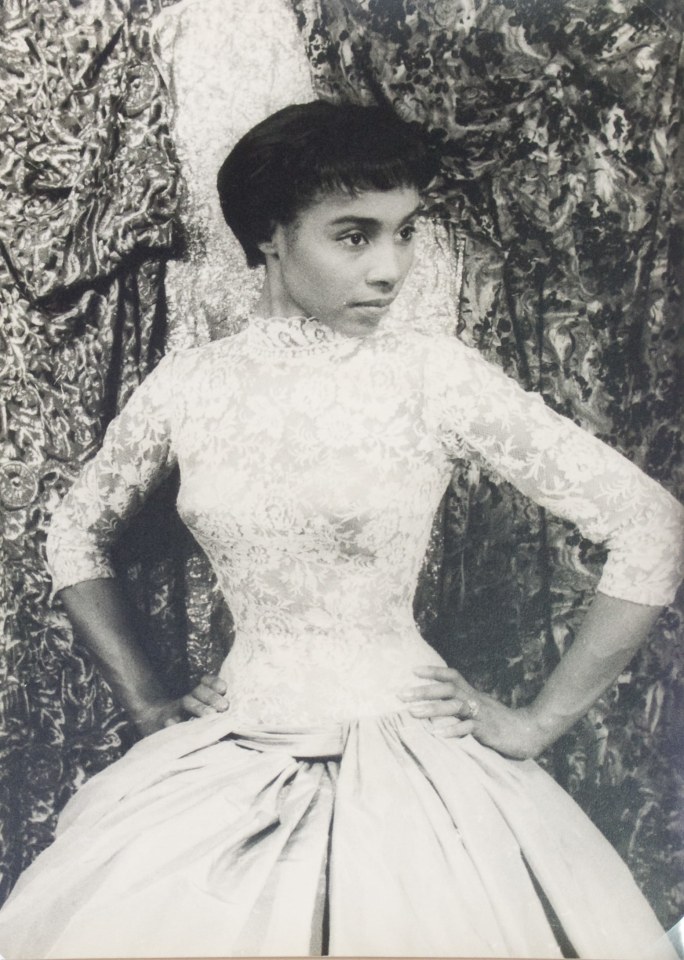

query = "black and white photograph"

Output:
[[0, 0, 683, 957]]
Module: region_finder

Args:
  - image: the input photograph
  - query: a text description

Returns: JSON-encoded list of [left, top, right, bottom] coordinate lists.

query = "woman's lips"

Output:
[[352, 299, 394, 308]]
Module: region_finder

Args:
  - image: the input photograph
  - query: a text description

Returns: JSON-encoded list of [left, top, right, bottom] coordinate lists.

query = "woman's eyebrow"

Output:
[[400, 205, 423, 223], [328, 215, 382, 228], [328, 206, 423, 228]]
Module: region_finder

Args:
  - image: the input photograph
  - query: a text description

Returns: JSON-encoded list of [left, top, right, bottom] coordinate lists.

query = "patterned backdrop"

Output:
[[0, 0, 683, 930]]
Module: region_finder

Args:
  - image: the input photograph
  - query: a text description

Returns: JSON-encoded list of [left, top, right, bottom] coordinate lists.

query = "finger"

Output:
[[201, 674, 228, 695], [163, 715, 183, 728], [408, 699, 466, 719], [399, 681, 458, 703], [180, 694, 218, 718], [190, 683, 229, 711], [431, 718, 476, 739], [412, 665, 464, 683], [190, 685, 226, 710], [429, 715, 459, 731]]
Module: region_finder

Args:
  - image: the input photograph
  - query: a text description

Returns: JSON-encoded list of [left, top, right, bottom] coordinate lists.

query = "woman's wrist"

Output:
[[128, 697, 180, 736], [117, 681, 176, 726], [518, 701, 575, 756], [127, 694, 170, 721]]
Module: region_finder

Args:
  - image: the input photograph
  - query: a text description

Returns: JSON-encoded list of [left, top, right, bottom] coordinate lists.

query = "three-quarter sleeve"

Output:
[[424, 336, 684, 606], [46, 353, 180, 595]]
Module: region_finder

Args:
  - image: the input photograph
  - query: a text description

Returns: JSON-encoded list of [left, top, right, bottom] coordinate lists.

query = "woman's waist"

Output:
[[226, 599, 418, 637], [218, 628, 445, 725], [223, 707, 427, 760], [224, 618, 440, 666]]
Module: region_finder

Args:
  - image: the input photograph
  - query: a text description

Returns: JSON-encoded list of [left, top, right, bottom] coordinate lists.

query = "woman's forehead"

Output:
[[301, 185, 422, 225]]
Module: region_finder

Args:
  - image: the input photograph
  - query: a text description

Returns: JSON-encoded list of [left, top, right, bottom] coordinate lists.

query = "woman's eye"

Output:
[[398, 224, 416, 242], [340, 232, 368, 247]]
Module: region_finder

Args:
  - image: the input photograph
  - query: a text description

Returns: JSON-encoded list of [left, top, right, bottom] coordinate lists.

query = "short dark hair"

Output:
[[217, 101, 438, 268]]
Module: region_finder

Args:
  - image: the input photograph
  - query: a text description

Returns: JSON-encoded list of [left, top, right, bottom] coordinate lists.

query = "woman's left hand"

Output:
[[398, 665, 548, 760]]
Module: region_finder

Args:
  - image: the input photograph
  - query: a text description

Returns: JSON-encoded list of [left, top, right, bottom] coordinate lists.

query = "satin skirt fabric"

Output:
[[0, 710, 675, 959]]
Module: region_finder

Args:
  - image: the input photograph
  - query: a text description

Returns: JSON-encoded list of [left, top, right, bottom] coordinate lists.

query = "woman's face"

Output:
[[260, 186, 422, 337]]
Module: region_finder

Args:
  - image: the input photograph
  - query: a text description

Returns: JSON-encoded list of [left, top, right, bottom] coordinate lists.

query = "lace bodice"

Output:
[[46, 317, 684, 724]]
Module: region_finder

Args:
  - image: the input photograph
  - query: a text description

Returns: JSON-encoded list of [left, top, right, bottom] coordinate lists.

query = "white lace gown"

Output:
[[1, 317, 683, 959]]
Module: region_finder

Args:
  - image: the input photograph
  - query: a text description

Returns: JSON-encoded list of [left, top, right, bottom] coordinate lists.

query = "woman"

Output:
[[0, 101, 682, 959]]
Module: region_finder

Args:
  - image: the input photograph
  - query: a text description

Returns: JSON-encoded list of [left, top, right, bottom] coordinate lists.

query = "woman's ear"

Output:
[[257, 222, 282, 259], [257, 238, 277, 258]]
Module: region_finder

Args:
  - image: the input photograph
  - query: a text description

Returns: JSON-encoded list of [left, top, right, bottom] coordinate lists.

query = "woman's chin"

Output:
[[336, 306, 390, 336]]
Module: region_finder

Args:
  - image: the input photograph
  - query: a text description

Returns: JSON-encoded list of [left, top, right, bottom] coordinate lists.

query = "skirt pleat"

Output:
[[0, 710, 676, 959]]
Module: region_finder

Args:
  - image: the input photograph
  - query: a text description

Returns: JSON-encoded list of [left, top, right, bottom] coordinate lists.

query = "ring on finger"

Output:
[[461, 698, 480, 719]]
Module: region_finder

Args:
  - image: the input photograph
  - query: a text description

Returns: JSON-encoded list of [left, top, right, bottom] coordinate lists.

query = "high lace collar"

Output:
[[246, 314, 375, 355]]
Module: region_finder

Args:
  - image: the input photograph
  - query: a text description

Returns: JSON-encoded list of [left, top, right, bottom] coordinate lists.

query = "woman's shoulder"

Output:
[[160, 331, 246, 377], [381, 327, 487, 372]]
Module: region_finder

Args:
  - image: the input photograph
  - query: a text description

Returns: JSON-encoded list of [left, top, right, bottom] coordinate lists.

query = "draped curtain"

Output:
[[0, 0, 181, 900], [0, 0, 682, 929]]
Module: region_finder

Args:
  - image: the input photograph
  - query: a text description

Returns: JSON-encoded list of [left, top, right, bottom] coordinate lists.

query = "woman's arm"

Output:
[[61, 578, 173, 734], [401, 592, 662, 758], [410, 335, 684, 755], [47, 353, 228, 735], [60, 579, 229, 736]]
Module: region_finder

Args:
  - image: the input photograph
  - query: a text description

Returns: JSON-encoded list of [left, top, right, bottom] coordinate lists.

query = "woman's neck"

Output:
[[254, 265, 304, 321]]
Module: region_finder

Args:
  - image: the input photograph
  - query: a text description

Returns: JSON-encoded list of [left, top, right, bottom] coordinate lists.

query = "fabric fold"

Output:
[[0, 710, 676, 960]]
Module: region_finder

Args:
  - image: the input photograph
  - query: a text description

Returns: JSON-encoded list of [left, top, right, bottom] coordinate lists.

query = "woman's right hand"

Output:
[[134, 674, 230, 737]]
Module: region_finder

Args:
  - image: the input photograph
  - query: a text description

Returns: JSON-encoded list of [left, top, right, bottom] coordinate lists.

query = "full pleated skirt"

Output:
[[0, 710, 675, 959]]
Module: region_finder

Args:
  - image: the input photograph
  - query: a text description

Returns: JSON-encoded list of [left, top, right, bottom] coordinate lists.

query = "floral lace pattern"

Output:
[[152, 0, 463, 347], [46, 317, 684, 725], [152, 0, 315, 347]]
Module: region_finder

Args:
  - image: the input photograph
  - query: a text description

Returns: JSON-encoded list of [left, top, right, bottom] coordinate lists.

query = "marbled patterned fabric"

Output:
[[1, 0, 682, 932], [0, 0, 179, 902]]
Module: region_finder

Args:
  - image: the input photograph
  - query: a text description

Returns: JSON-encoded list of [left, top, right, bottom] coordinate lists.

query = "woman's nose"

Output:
[[364, 243, 406, 288]]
